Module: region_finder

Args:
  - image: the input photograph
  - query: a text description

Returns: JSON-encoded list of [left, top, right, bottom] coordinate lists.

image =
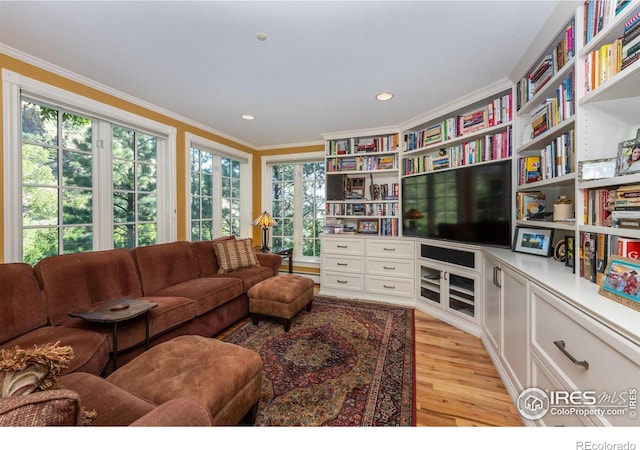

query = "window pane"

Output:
[[114, 224, 135, 249], [201, 173, 213, 196], [63, 150, 92, 188], [112, 127, 134, 160], [23, 228, 58, 266], [22, 102, 57, 146], [23, 186, 58, 226], [191, 195, 200, 220], [201, 152, 213, 174], [138, 193, 157, 222], [62, 112, 92, 151], [137, 222, 157, 246], [113, 160, 135, 190], [201, 220, 213, 240], [202, 196, 213, 219], [191, 222, 201, 241], [137, 134, 157, 162], [62, 189, 92, 224], [22, 144, 58, 185], [113, 192, 135, 223], [137, 162, 157, 192], [62, 226, 93, 254]]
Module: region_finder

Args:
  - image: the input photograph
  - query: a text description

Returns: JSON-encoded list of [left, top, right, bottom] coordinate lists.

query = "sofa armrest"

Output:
[[0, 389, 83, 426], [129, 398, 213, 426], [59, 372, 155, 426], [256, 253, 283, 276]]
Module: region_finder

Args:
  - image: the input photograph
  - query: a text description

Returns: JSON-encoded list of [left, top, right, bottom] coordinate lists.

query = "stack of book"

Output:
[[578, 231, 640, 285], [622, 9, 640, 69], [529, 55, 554, 97], [612, 184, 640, 229], [461, 108, 488, 135], [517, 155, 542, 185], [584, 187, 617, 227], [584, 0, 631, 44]]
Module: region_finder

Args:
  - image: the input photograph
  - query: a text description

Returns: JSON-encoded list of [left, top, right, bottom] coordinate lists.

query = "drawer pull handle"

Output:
[[554, 340, 589, 369], [383, 284, 396, 289], [337, 280, 348, 284], [383, 248, 396, 251], [383, 266, 396, 270], [337, 245, 348, 249], [336, 263, 348, 266]]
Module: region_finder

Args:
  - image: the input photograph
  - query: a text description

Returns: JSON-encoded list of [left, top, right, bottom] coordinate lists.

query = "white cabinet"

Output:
[[482, 254, 529, 398], [530, 283, 640, 426], [320, 236, 414, 306], [417, 239, 481, 336]]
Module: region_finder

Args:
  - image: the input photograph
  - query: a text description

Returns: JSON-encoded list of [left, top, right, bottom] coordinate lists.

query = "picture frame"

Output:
[[578, 158, 617, 181], [615, 138, 640, 176], [598, 256, 640, 313], [357, 219, 379, 234], [346, 177, 366, 199], [512, 226, 554, 257]]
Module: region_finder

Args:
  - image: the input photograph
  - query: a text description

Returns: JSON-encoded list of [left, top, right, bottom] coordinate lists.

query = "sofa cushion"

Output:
[[2, 326, 110, 376], [209, 266, 274, 292], [133, 241, 199, 296], [0, 263, 47, 344], [213, 238, 260, 274], [33, 249, 144, 326], [152, 278, 243, 317]]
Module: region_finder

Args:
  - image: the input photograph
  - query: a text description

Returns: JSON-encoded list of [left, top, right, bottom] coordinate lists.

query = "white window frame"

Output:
[[261, 151, 324, 266], [185, 132, 253, 240], [2, 69, 177, 262]]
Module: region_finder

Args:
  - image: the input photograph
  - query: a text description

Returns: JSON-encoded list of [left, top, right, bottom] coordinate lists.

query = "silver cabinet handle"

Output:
[[554, 340, 589, 369], [337, 280, 348, 284], [383, 284, 396, 289], [383, 266, 396, 270], [493, 266, 501, 288], [336, 262, 348, 266], [383, 247, 396, 251], [337, 245, 348, 249]]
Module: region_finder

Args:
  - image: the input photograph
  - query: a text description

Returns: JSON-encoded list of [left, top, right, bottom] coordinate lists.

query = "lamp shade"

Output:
[[405, 208, 424, 220], [252, 211, 277, 228]]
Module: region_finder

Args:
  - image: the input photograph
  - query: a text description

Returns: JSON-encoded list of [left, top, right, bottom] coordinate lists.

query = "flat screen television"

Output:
[[401, 160, 512, 247]]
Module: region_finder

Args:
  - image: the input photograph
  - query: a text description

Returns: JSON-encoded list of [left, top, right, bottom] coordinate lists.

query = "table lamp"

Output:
[[405, 208, 424, 231], [252, 211, 277, 252]]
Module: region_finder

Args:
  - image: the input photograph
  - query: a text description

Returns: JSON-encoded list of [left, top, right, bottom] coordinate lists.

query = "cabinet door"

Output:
[[419, 264, 442, 305], [483, 256, 501, 353], [446, 268, 478, 321], [501, 266, 529, 392]]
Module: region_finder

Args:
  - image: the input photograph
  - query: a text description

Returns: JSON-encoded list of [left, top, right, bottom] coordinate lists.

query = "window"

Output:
[[3, 70, 176, 263], [267, 157, 325, 261], [188, 135, 251, 242], [21, 102, 94, 264]]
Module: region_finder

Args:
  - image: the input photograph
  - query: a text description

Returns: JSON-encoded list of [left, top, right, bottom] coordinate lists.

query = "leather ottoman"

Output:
[[247, 274, 314, 331], [106, 335, 262, 425]]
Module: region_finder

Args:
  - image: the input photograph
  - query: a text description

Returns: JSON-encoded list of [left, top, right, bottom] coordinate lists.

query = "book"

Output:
[[617, 237, 640, 259], [523, 156, 541, 183], [582, 232, 597, 283], [517, 191, 546, 219], [596, 233, 608, 285], [565, 235, 575, 271]]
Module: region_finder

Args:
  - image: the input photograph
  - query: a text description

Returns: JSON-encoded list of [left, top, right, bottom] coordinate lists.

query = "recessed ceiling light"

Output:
[[241, 114, 255, 120], [376, 92, 394, 101], [257, 33, 267, 41]]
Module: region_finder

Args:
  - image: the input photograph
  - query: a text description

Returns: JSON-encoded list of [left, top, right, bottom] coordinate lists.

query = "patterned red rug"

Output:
[[223, 296, 415, 426]]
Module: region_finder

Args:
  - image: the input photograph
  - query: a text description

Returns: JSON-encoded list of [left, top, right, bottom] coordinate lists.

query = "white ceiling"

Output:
[[0, 1, 565, 149]]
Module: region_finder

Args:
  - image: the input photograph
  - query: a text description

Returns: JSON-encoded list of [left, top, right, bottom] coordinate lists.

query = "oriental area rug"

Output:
[[223, 296, 415, 426]]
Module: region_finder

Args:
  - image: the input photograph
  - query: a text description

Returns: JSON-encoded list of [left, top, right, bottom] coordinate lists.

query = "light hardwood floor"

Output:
[[217, 287, 522, 427]]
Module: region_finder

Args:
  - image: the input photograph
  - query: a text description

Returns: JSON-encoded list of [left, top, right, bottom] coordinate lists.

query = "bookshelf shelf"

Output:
[[515, 219, 576, 231], [517, 57, 576, 117], [517, 173, 576, 190], [323, 131, 401, 237], [516, 116, 575, 154]]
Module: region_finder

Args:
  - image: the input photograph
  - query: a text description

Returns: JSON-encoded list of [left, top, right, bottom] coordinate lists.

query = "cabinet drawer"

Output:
[[322, 237, 364, 255], [322, 255, 364, 274], [365, 276, 414, 297], [366, 239, 414, 259], [367, 257, 413, 277], [531, 284, 640, 426], [322, 272, 364, 292]]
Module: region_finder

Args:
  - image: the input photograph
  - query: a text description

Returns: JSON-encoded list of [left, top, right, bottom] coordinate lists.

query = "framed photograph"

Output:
[[578, 158, 617, 181], [512, 226, 554, 257], [598, 256, 640, 313], [346, 177, 366, 199], [357, 219, 379, 234], [615, 139, 640, 176]]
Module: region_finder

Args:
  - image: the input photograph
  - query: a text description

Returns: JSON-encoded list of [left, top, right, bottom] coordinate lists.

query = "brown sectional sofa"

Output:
[[0, 238, 282, 425]]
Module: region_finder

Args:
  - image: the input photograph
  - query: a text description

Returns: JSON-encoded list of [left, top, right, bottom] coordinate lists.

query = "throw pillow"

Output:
[[0, 342, 96, 425], [213, 237, 260, 274], [0, 341, 74, 396]]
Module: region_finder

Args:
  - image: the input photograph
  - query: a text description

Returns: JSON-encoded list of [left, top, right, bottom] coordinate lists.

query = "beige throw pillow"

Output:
[[213, 238, 260, 274]]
